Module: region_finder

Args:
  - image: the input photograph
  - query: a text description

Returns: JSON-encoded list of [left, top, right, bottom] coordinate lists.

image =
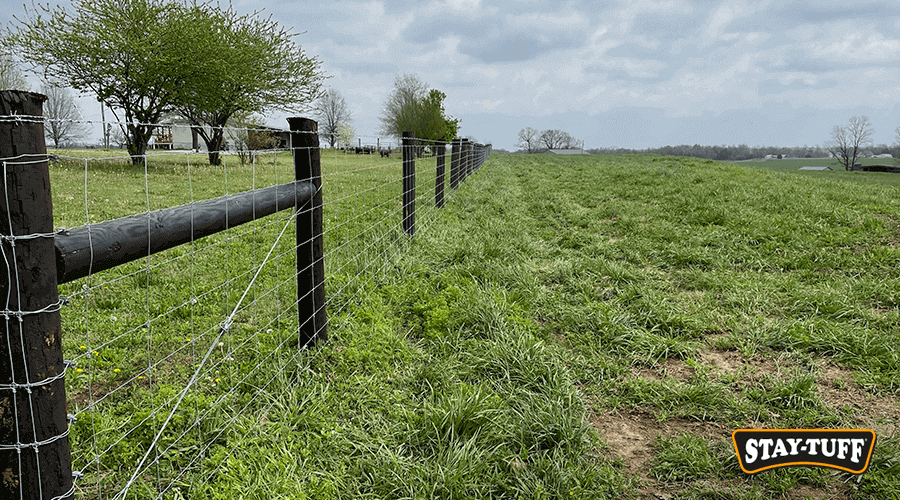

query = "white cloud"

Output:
[[482, 99, 503, 110], [506, 9, 591, 32], [809, 31, 900, 63]]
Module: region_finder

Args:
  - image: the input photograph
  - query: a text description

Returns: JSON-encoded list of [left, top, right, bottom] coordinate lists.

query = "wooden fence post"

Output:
[[450, 138, 461, 190], [402, 131, 415, 236], [461, 138, 470, 184], [0, 91, 73, 500], [435, 140, 446, 208], [289, 117, 326, 347]]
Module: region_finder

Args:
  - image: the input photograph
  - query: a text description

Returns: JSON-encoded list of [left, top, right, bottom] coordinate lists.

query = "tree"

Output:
[[170, 2, 325, 165], [827, 116, 873, 170], [314, 87, 352, 148], [417, 89, 460, 143], [7, 0, 185, 164], [517, 127, 538, 153], [539, 129, 570, 150], [892, 126, 900, 164], [0, 51, 28, 90], [6, 0, 325, 166], [379, 73, 428, 138], [228, 112, 278, 166], [378, 74, 459, 144], [559, 131, 578, 149], [336, 122, 356, 150], [42, 81, 90, 147]]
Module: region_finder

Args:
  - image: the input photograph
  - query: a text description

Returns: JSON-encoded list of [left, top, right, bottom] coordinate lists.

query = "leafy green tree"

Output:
[[6, 0, 325, 166], [418, 89, 460, 144], [170, 3, 325, 165], [6, 0, 184, 164]]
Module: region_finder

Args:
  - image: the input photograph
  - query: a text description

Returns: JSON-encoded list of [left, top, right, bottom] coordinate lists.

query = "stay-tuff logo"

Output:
[[732, 429, 876, 474]]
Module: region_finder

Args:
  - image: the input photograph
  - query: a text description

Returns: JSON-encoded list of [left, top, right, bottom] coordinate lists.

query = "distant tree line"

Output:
[[584, 142, 900, 162], [517, 127, 581, 153]]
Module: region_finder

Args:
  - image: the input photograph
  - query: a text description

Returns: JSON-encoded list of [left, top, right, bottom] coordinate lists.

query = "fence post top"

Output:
[[0, 90, 47, 116], [0, 89, 47, 103], [287, 117, 317, 132]]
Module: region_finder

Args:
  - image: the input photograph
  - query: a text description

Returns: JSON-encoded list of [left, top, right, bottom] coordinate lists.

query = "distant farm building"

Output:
[[873, 153, 893, 159], [150, 119, 288, 151], [548, 149, 587, 155], [799, 166, 832, 171], [765, 154, 786, 159]]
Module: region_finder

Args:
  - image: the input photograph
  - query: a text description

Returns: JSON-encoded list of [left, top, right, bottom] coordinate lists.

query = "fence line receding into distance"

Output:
[[0, 89, 491, 500]]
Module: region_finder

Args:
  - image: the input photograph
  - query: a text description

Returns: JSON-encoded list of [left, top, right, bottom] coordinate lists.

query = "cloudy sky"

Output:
[[4, 0, 900, 151]]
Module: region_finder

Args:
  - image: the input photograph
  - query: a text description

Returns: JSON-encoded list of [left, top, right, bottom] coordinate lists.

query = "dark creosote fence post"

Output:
[[0, 91, 73, 500], [449, 138, 462, 190], [402, 131, 415, 236], [435, 139, 446, 208], [289, 117, 326, 347], [460, 138, 470, 184]]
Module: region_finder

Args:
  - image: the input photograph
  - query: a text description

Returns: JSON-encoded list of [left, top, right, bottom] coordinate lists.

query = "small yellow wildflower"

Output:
[[76, 368, 83, 373], [113, 368, 120, 373]]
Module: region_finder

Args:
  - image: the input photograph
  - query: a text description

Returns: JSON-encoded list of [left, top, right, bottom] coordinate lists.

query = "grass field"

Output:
[[48, 149, 900, 499], [732, 157, 900, 187]]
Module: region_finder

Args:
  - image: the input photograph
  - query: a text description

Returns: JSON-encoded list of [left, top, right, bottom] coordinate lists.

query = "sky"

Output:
[[3, 0, 900, 151]]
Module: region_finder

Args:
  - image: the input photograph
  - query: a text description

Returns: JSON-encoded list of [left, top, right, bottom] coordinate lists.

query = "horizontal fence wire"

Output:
[[0, 115, 491, 499]]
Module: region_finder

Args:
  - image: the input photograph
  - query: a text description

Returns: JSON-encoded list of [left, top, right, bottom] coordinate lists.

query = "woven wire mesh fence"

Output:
[[0, 91, 491, 500]]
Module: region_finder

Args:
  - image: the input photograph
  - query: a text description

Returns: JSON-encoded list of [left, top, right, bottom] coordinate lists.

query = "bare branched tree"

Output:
[[314, 87, 352, 148], [0, 52, 28, 90], [559, 131, 578, 149], [893, 125, 900, 164], [378, 73, 429, 138], [42, 81, 89, 147], [517, 127, 538, 153], [539, 129, 569, 150], [828, 116, 874, 170]]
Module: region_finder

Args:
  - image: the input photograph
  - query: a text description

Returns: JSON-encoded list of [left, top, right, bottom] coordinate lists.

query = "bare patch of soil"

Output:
[[630, 357, 695, 383], [591, 408, 730, 498], [601, 346, 874, 498], [815, 360, 900, 436], [697, 349, 779, 380]]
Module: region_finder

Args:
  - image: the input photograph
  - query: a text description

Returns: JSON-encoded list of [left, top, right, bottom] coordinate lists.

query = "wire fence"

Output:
[[0, 91, 491, 500]]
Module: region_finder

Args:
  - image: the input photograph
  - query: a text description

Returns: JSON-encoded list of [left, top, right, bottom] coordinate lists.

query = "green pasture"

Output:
[[48, 150, 900, 499], [733, 157, 900, 186]]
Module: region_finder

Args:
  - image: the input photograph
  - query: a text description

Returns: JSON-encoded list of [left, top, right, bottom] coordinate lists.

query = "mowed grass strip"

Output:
[[48, 150, 900, 498]]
